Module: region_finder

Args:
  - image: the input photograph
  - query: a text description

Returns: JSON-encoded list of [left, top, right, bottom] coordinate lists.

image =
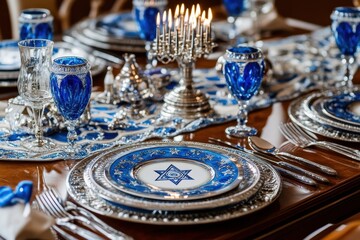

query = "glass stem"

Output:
[[31, 106, 44, 147], [66, 120, 78, 154], [343, 55, 354, 88], [145, 41, 156, 69], [250, 10, 260, 43], [237, 100, 249, 129], [228, 16, 237, 40]]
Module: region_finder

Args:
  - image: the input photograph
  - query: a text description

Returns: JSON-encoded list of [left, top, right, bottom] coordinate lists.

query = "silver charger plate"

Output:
[[67, 141, 282, 225], [83, 141, 264, 211], [289, 90, 360, 142], [302, 92, 360, 133]]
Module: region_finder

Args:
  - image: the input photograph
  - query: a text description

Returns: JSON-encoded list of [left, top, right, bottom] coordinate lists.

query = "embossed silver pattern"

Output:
[[66, 141, 281, 225]]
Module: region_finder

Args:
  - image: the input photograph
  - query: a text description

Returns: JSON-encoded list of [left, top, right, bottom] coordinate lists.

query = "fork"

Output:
[[36, 192, 104, 240], [37, 189, 132, 240], [46, 188, 132, 240], [280, 122, 360, 161]]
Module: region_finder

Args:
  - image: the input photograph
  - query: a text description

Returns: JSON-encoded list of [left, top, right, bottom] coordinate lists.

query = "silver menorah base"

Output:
[[161, 85, 214, 119]]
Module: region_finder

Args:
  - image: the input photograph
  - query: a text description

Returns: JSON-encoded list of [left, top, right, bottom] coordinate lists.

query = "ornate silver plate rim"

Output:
[[302, 92, 360, 132], [82, 141, 264, 211], [289, 90, 360, 142], [101, 144, 247, 201], [67, 141, 281, 225]]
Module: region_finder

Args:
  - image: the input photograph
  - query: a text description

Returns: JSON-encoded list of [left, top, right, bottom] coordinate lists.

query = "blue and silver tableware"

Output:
[[19, 8, 54, 40], [331, 7, 360, 87], [50, 56, 92, 155], [223, 46, 264, 137]]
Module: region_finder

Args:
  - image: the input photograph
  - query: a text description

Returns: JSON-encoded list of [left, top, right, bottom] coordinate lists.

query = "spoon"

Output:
[[208, 137, 317, 186], [248, 136, 337, 176]]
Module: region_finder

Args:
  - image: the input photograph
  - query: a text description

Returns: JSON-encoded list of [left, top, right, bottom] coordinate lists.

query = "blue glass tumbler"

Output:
[[50, 57, 92, 155], [133, 0, 167, 69], [222, 0, 248, 40], [223, 46, 264, 137], [331, 7, 360, 88], [19, 8, 53, 40]]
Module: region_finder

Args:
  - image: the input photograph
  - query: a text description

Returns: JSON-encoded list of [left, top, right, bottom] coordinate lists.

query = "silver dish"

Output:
[[289, 91, 360, 142], [302, 92, 360, 133], [83, 141, 264, 211], [67, 141, 281, 225]]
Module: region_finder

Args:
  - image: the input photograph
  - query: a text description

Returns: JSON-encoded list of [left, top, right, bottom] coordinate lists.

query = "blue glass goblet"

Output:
[[223, 46, 264, 137], [223, 0, 248, 40], [331, 7, 360, 88], [50, 57, 92, 155], [19, 8, 54, 40], [133, 0, 167, 69]]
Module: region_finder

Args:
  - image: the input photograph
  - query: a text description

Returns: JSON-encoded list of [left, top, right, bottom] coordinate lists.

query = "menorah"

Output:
[[153, 3, 216, 119]]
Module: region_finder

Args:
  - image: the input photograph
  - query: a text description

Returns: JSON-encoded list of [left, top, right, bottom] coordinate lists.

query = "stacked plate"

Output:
[[64, 12, 145, 53], [66, 141, 282, 225], [0, 41, 107, 87], [289, 87, 360, 142]]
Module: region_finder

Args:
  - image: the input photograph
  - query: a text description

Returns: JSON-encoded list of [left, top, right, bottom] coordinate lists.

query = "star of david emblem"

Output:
[[154, 164, 194, 185]]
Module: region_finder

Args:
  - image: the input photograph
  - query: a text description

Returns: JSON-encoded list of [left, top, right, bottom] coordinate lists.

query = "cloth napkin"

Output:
[[0, 204, 55, 240], [0, 181, 55, 240]]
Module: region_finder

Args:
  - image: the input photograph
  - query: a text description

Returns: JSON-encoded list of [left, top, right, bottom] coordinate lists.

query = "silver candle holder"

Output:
[[153, 4, 216, 119]]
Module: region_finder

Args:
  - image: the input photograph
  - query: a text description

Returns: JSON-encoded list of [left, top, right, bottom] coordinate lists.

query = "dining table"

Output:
[[0, 12, 359, 240]]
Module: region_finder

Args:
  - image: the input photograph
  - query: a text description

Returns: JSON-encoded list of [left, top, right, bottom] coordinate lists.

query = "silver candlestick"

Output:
[[153, 4, 216, 119]]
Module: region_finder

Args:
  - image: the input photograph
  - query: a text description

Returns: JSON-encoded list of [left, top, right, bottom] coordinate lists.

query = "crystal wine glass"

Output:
[[248, 0, 274, 42], [133, 0, 167, 69], [17, 39, 54, 152], [50, 56, 92, 155], [223, 46, 264, 137], [222, 0, 249, 40], [331, 7, 360, 88]]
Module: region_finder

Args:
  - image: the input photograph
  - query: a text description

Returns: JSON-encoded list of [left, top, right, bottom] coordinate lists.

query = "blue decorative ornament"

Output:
[[0, 181, 33, 207]]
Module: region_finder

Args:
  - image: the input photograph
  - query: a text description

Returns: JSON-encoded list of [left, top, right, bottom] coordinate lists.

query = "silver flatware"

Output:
[[248, 136, 337, 176], [208, 138, 317, 186], [40, 188, 133, 240], [280, 122, 360, 162], [35, 194, 103, 240]]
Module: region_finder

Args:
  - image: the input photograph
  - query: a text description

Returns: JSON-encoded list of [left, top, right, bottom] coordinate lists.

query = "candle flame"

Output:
[[175, 17, 180, 28], [192, 17, 197, 29], [184, 8, 189, 23], [156, 12, 160, 26], [196, 4, 201, 18], [208, 8, 213, 22], [190, 7, 194, 25], [201, 10, 206, 22], [180, 3, 185, 15], [191, 5, 195, 19], [168, 9, 172, 28], [175, 5, 179, 18], [162, 11, 167, 23]]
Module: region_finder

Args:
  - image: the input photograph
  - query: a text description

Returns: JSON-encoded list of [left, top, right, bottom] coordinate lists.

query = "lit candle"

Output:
[[191, 18, 196, 51], [204, 19, 209, 43], [208, 8, 212, 41], [175, 18, 179, 54], [168, 9, 172, 53], [180, 4, 185, 37], [196, 4, 201, 34], [188, 6, 194, 41], [183, 8, 189, 49], [200, 11, 206, 49], [156, 12, 160, 53], [162, 11, 167, 43]]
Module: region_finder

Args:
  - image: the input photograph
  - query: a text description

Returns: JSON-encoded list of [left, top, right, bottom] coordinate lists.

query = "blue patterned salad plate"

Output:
[[103, 143, 247, 200], [323, 91, 360, 127]]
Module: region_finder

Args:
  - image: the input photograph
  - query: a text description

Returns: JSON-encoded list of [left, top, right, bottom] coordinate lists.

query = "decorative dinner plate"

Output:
[[0, 40, 21, 71], [0, 40, 107, 87], [289, 89, 360, 142], [67, 141, 281, 225], [92, 12, 140, 39], [323, 91, 360, 126], [83, 142, 263, 211], [302, 92, 360, 133], [102, 145, 243, 200]]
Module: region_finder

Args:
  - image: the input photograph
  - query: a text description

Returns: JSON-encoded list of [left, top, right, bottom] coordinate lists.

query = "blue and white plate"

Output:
[[0, 40, 21, 71], [83, 141, 263, 211], [323, 91, 360, 127], [94, 12, 140, 39], [103, 143, 244, 200]]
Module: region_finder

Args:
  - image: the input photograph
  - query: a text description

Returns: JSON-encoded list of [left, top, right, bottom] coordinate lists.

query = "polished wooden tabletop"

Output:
[[0, 28, 360, 240]]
